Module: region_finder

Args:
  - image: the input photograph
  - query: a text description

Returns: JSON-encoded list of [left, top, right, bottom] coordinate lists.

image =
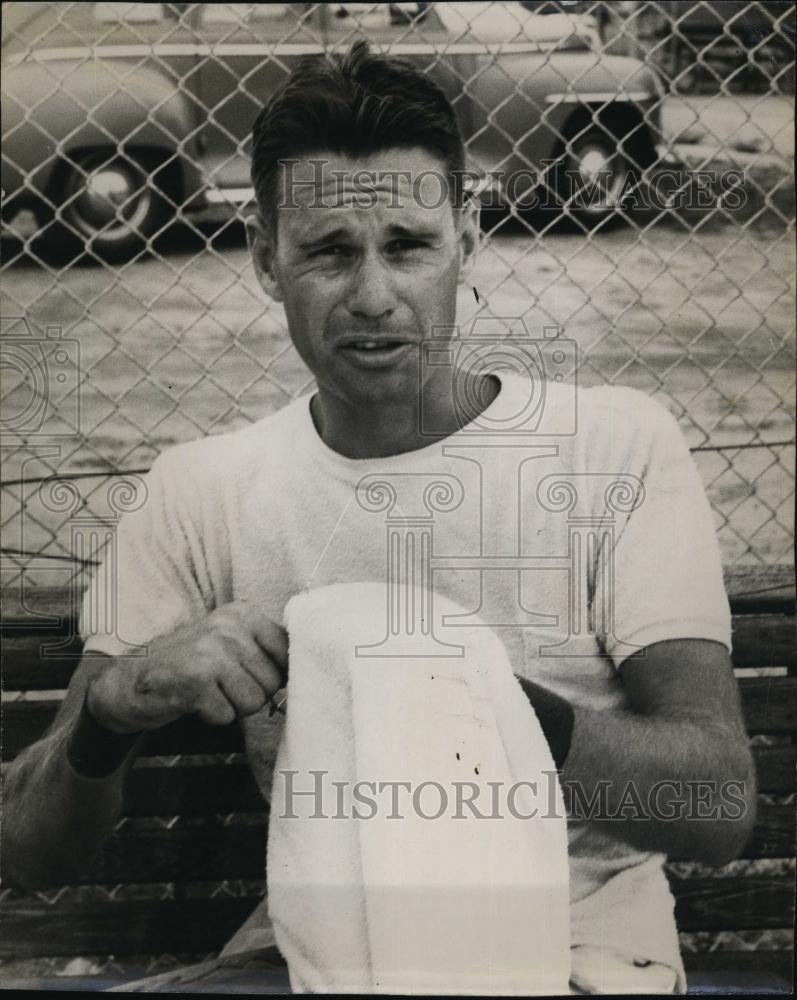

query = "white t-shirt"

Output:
[[81, 372, 731, 987]]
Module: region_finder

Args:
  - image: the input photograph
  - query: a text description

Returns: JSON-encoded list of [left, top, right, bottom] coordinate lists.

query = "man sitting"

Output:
[[3, 41, 755, 994]]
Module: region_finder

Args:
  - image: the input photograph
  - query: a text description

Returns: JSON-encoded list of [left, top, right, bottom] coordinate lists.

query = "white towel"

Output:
[[268, 582, 571, 994]]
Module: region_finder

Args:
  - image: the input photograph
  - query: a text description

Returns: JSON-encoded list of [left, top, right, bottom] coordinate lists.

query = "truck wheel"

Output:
[[58, 152, 170, 261], [555, 126, 633, 227]]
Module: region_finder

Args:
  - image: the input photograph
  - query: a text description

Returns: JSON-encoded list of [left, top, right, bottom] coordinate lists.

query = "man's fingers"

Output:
[[218, 670, 269, 718], [195, 685, 237, 727], [124, 604, 289, 731], [237, 607, 289, 677], [212, 602, 289, 672], [252, 617, 289, 675], [213, 628, 284, 698]]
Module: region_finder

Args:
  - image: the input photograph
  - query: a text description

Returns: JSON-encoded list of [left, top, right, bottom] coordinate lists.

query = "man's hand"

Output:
[[87, 602, 289, 734]]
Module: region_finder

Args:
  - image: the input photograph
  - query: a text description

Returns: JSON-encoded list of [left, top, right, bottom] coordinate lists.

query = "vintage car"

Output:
[[2, 1, 668, 257]]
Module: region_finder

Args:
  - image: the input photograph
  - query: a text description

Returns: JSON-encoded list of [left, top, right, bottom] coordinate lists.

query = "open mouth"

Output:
[[338, 339, 416, 368], [341, 339, 408, 351]]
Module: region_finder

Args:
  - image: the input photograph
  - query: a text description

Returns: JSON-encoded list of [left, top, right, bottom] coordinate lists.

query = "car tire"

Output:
[[57, 151, 170, 261], [551, 125, 636, 229], [673, 64, 699, 95]]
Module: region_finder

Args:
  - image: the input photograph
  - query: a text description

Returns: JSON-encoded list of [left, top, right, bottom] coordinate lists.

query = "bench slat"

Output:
[[81, 823, 267, 885], [2, 875, 794, 960], [1, 633, 83, 690], [734, 802, 796, 860], [751, 744, 797, 794], [0, 896, 260, 960], [672, 876, 795, 932], [0, 703, 246, 761], [123, 763, 266, 816], [740, 678, 797, 733], [8, 801, 783, 889], [723, 565, 796, 615], [115, 748, 794, 816], [683, 951, 793, 993], [732, 616, 797, 669]]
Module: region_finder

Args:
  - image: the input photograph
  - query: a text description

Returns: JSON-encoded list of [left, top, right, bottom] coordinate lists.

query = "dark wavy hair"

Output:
[[250, 40, 466, 229]]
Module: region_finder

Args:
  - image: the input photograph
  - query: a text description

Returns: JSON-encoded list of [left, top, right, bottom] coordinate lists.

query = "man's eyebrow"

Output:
[[296, 227, 350, 250], [386, 223, 442, 240]]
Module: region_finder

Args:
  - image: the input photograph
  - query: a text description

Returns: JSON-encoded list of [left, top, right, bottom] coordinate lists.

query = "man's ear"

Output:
[[245, 211, 283, 303], [457, 195, 481, 281]]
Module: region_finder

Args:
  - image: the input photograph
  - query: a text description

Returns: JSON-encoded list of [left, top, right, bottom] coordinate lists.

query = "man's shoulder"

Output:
[[500, 374, 679, 444], [575, 385, 685, 473], [148, 395, 308, 491], [578, 384, 679, 436]]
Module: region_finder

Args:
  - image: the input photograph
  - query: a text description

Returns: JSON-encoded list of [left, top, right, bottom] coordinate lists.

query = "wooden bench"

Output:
[[1, 566, 794, 992]]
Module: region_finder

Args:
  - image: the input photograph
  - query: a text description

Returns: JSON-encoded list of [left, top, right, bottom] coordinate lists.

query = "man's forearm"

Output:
[[561, 704, 756, 863], [517, 675, 756, 865], [1, 663, 140, 891]]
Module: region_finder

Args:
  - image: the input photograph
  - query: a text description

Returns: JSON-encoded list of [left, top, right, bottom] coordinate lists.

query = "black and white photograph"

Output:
[[0, 1, 794, 993]]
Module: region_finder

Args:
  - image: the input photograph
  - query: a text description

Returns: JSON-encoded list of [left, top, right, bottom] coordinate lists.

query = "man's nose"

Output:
[[345, 252, 398, 320]]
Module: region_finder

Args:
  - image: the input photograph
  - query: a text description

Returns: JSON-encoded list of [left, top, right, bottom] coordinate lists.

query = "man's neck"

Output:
[[311, 371, 501, 460]]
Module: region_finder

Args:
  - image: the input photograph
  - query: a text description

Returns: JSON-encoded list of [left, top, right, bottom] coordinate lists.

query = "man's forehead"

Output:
[[275, 149, 454, 223]]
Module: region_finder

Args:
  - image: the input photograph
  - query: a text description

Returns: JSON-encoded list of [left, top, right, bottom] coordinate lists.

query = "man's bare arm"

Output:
[[2, 654, 135, 891], [2, 602, 288, 892], [520, 639, 756, 865]]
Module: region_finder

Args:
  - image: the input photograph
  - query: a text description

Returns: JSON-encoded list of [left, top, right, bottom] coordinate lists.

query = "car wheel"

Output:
[[673, 64, 699, 95], [58, 152, 169, 260], [554, 126, 634, 228]]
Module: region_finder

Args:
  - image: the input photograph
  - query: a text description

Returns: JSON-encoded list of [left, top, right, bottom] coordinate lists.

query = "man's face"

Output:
[[248, 148, 478, 412]]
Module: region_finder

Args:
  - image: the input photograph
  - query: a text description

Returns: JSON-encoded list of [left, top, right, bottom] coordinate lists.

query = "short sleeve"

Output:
[[599, 402, 731, 668], [79, 453, 211, 657]]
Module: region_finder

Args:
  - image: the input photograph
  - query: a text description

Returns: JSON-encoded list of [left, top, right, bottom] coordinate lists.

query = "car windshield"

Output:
[[202, 4, 293, 24], [436, 2, 596, 49], [93, 3, 188, 22]]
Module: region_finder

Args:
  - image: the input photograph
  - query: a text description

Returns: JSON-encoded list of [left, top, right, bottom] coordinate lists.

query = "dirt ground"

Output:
[[1, 215, 794, 571]]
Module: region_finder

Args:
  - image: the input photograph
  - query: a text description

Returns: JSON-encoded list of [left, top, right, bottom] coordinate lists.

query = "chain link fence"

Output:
[[1, 0, 794, 590], [1, 0, 794, 980]]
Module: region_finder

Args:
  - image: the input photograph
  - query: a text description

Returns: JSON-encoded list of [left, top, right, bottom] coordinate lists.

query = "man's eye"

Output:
[[311, 245, 350, 259], [387, 239, 427, 254]]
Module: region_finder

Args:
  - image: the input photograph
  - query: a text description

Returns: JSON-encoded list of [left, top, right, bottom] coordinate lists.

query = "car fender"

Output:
[[464, 50, 660, 197], [1, 57, 203, 204]]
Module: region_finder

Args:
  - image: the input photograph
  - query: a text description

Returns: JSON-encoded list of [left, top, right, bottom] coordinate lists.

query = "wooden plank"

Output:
[[740, 803, 796, 860], [108, 745, 792, 816], [1, 633, 84, 690], [723, 565, 796, 615], [672, 876, 795, 932], [78, 823, 268, 886], [740, 678, 797, 734], [0, 896, 260, 959], [683, 950, 793, 992], [118, 744, 797, 816], [753, 744, 797, 794], [732, 616, 797, 669], [2, 876, 793, 959], [117, 749, 792, 816], [0, 589, 78, 631], [3, 801, 783, 890], [122, 763, 267, 816], [0, 702, 245, 761]]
